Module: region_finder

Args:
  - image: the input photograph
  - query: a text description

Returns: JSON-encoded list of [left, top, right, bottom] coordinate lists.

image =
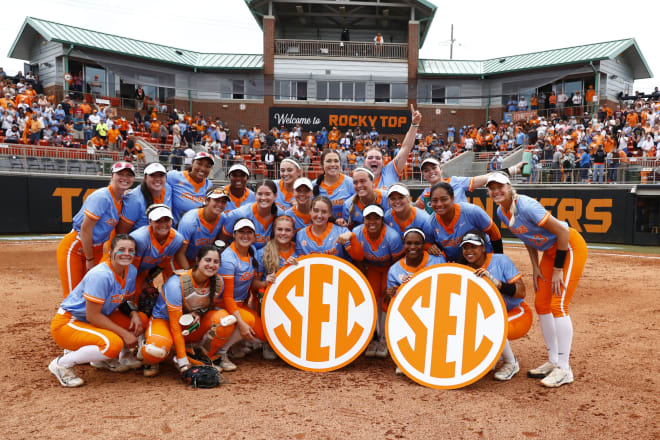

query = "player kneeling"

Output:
[[139, 245, 236, 377], [49, 234, 147, 387], [459, 230, 532, 381]]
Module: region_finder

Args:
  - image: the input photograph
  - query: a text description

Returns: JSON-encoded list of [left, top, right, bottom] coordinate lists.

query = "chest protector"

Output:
[[176, 270, 222, 314]]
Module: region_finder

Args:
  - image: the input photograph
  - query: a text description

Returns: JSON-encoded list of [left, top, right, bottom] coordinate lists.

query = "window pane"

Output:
[[391, 83, 407, 103], [431, 85, 445, 104], [246, 79, 261, 100], [233, 79, 244, 99], [355, 82, 366, 102], [375, 83, 390, 103], [341, 82, 353, 101], [85, 66, 106, 96], [297, 81, 307, 101], [329, 81, 340, 100], [107, 71, 115, 96], [317, 81, 327, 100], [446, 86, 460, 105]]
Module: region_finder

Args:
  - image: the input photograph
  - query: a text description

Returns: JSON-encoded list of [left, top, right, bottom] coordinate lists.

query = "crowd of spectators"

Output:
[[1, 66, 659, 184]]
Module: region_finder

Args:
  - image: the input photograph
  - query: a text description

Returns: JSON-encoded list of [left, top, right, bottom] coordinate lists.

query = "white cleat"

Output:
[[49, 357, 84, 388], [541, 367, 574, 388], [494, 358, 520, 381]]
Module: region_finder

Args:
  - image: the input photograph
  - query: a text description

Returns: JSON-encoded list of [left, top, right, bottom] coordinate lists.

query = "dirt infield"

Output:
[[0, 241, 658, 439]]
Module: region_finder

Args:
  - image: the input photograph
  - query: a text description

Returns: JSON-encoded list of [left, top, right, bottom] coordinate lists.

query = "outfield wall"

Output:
[[1, 173, 653, 245]]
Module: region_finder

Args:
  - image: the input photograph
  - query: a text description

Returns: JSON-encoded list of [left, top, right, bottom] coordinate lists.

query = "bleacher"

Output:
[[0, 142, 121, 175]]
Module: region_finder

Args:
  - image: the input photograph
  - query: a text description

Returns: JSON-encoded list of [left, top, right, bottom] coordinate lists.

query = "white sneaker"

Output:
[[365, 340, 378, 357], [494, 358, 520, 381], [119, 350, 143, 369], [527, 361, 557, 378], [217, 353, 237, 372], [49, 357, 84, 388], [262, 343, 278, 361], [375, 340, 388, 359], [142, 363, 160, 377], [541, 367, 574, 388], [90, 359, 130, 373]]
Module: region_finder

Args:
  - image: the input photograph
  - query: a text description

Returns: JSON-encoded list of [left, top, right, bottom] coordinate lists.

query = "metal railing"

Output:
[[520, 158, 658, 184], [0, 143, 121, 161], [275, 39, 408, 60]]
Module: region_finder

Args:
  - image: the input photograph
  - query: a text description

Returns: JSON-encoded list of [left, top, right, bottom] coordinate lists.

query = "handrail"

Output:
[[275, 39, 408, 60]]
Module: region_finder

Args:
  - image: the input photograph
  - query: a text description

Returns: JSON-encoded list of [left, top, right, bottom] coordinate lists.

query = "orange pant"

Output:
[[56, 230, 104, 297], [142, 310, 234, 364], [218, 301, 267, 342], [535, 228, 588, 317], [51, 308, 148, 359], [507, 301, 533, 340], [365, 265, 388, 311]]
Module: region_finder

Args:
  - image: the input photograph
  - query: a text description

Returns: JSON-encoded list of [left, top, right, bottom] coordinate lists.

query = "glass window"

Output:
[[447, 86, 460, 105], [296, 81, 307, 101], [375, 83, 390, 103], [317, 81, 328, 100], [246, 79, 261, 100], [329, 81, 340, 101], [107, 71, 115, 96], [85, 66, 106, 96], [233, 79, 245, 99], [391, 83, 407, 103], [355, 82, 366, 102], [432, 85, 446, 104], [341, 82, 353, 101]]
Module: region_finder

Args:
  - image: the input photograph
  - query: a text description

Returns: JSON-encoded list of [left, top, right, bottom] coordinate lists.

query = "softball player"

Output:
[[342, 167, 389, 228], [56, 161, 135, 297], [177, 187, 229, 266], [167, 151, 214, 224], [424, 181, 503, 262], [116, 162, 172, 234], [254, 215, 299, 360], [49, 234, 147, 387], [486, 172, 587, 387], [221, 180, 283, 250], [129, 204, 188, 311], [224, 164, 256, 213], [216, 218, 267, 371], [383, 183, 432, 241], [295, 196, 363, 261], [415, 158, 526, 214], [459, 230, 532, 381], [141, 245, 235, 377], [351, 204, 403, 358], [312, 150, 355, 222], [364, 104, 420, 190], [273, 158, 302, 210], [284, 177, 313, 231]]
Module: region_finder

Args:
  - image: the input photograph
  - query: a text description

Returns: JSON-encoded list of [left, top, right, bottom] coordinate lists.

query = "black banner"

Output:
[[269, 107, 410, 134]]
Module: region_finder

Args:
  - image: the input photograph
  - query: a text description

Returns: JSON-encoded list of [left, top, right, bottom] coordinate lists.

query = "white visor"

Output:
[[228, 164, 250, 177], [363, 205, 384, 218], [233, 218, 256, 232], [387, 184, 410, 197], [293, 177, 313, 190]]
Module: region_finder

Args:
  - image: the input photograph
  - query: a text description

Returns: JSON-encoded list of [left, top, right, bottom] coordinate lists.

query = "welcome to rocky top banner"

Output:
[[269, 107, 410, 134]]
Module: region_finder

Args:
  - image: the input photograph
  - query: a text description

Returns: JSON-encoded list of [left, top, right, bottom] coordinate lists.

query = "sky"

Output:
[[1, 0, 658, 92]]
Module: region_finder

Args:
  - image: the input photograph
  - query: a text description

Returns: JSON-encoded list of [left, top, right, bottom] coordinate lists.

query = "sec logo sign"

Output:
[[262, 255, 376, 372], [386, 263, 507, 389]]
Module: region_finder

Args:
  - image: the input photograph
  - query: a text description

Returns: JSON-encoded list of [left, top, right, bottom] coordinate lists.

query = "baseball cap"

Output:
[[421, 158, 441, 169], [363, 204, 384, 218], [293, 177, 313, 190], [206, 187, 230, 200], [460, 232, 485, 247], [143, 163, 167, 175], [147, 204, 173, 221], [193, 151, 215, 164], [228, 164, 250, 177], [233, 218, 256, 232], [387, 184, 410, 197], [486, 172, 511, 186], [111, 161, 135, 175]]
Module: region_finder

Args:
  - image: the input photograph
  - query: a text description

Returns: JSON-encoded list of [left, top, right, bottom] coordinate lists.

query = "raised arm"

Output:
[[393, 104, 422, 173]]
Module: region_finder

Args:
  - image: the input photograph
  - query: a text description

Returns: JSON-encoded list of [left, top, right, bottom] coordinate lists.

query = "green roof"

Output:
[[419, 38, 652, 79], [9, 17, 263, 70]]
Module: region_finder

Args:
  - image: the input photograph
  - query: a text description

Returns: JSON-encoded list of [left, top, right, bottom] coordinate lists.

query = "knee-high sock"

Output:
[[59, 345, 112, 367], [377, 310, 387, 341], [538, 313, 558, 365], [554, 315, 573, 371], [501, 340, 515, 363], [217, 327, 243, 355]]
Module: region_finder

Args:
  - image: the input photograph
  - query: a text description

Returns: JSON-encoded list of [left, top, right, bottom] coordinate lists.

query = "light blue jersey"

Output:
[[167, 170, 213, 223], [120, 184, 172, 231], [497, 194, 566, 252], [130, 226, 186, 273], [342, 189, 390, 227], [222, 203, 284, 250], [387, 252, 446, 290], [352, 224, 403, 267], [177, 208, 225, 261], [71, 186, 123, 245], [374, 161, 402, 190], [384, 207, 432, 240], [416, 176, 475, 214], [480, 253, 523, 311], [315, 174, 355, 219]]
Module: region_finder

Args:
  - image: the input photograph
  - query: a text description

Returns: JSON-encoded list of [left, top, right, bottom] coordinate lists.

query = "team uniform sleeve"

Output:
[[386, 227, 404, 259], [221, 207, 241, 236], [83, 190, 108, 221], [387, 265, 401, 290], [423, 215, 437, 244], [120, 191, 141, 226], [499, 254, 522, 284], [81, 270, 112, 305], [522, 196, 552, 227], [176, 211, 196, 242]]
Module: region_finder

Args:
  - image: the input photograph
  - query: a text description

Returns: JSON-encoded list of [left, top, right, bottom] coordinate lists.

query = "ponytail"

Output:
[[507, 188, 519, 228], [313, 173, 324, 197]]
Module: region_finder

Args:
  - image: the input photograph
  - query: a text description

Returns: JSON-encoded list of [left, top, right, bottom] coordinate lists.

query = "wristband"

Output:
[[554, 249, 567, 268], [500, 168, 511, 177], [499, 282, 516, 297], [410, 124, 419, 128]]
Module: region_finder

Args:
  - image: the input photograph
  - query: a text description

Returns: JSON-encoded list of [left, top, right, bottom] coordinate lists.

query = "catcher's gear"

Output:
[[180, 365, 223, 388]]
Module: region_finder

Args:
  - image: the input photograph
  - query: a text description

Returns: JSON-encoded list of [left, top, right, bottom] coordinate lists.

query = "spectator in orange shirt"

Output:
[[328, 126, 340, 143], [107, 126, 121, 150], [585, 85, 595, 113]]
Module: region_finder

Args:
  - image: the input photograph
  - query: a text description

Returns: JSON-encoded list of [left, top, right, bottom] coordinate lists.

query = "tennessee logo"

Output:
[[386, 263, 507, 389], [262, 255, 376, 372]]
